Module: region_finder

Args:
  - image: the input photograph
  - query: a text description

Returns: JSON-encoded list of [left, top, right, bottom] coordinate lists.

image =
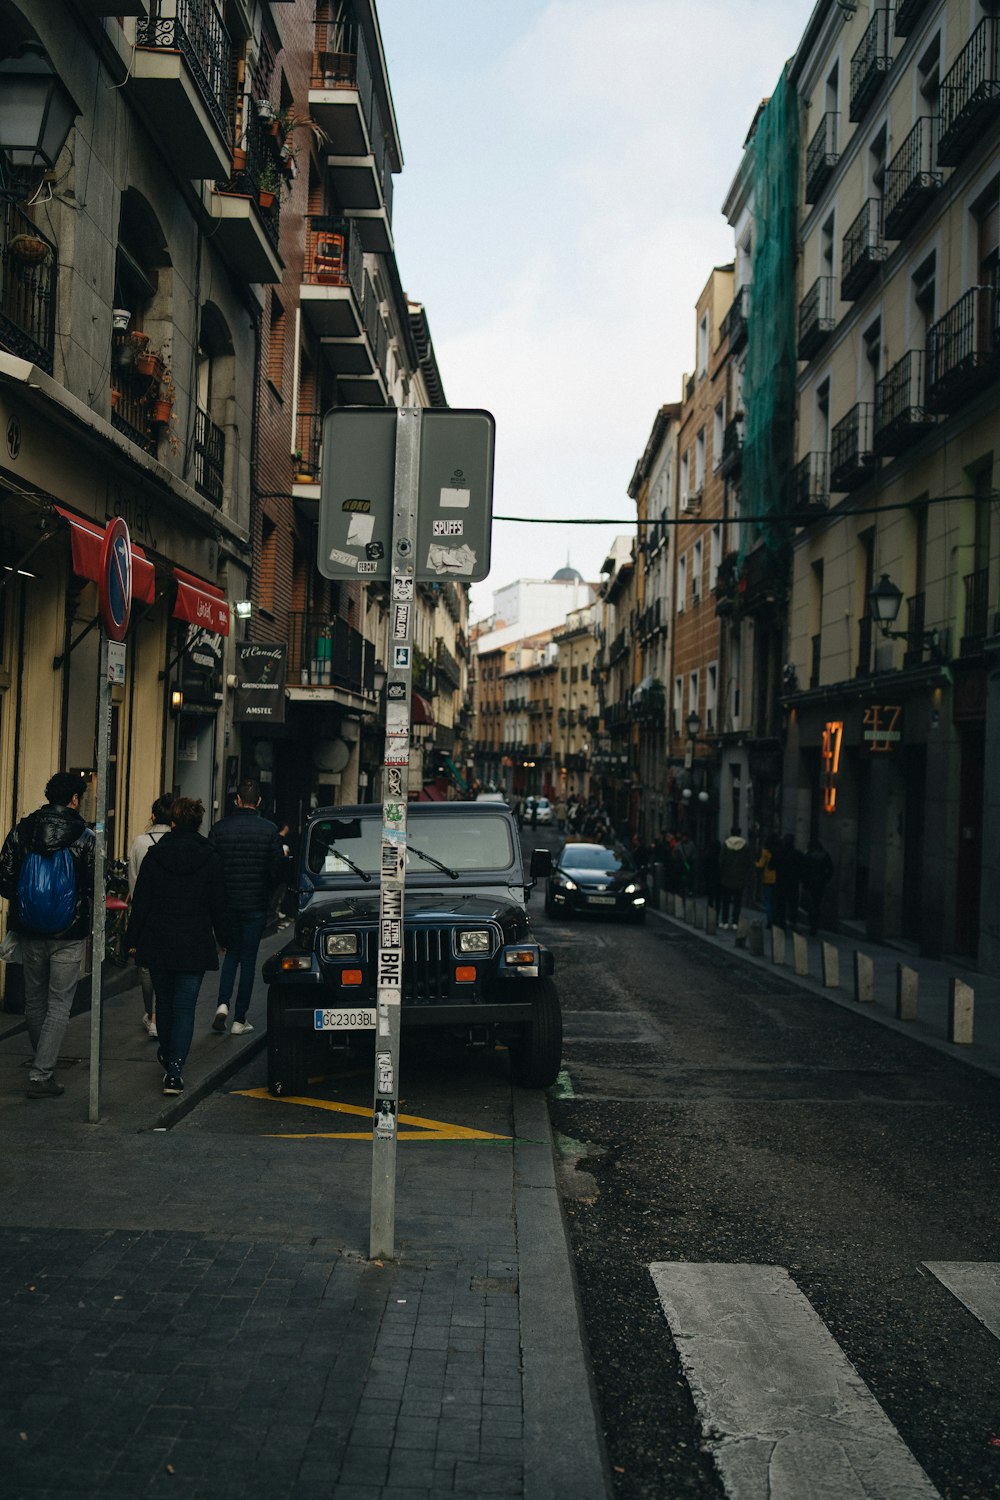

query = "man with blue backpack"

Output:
[[0, 772, 95, 1099]]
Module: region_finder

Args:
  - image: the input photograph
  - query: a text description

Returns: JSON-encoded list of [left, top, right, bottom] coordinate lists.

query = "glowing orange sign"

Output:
[[822, 721, 843, 813]]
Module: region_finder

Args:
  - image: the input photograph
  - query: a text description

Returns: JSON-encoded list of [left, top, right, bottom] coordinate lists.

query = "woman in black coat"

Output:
[[126, 797, 229, 1096]]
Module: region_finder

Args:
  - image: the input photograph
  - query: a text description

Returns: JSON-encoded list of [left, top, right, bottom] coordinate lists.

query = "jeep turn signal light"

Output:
[[340, 969, 364, 986], [505, 950, 535, 965], [454, 965, 477, 983], [280, 955, 312, 971]]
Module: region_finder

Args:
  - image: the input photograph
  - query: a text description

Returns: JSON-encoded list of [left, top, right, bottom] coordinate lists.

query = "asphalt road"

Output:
[[533, 864, 1000, 1499]]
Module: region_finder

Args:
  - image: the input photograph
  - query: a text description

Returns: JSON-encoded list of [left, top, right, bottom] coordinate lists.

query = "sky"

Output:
[[375, 0, 818, 620]]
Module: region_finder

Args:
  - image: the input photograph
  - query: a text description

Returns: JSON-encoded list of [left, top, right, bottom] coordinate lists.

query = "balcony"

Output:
[[720, 286, 748, 354], [883, 118, 942, 241], [872, 350, 935, 455], [925, 285, 1000, 412], [789, 453, 829, 517], [938, 19, 1000, 167], [903, 593, 928, 668], [895, 0, 931, 36], [962, 568, 990, 656], [193, 407, 224, 505], [300, 217, 386, 403], [110, 333, 158, 454], [0, 204, 56, 373], [288, 612, 374, 692], [436, 642, 461, 691], [841, 199, 887, 301], [293, 410, 323, 484], [805, 112, 839, 204], [830, 403, 876, 492], [208, 102, 282, 283], [133, 0, 232, 179], [850, 8, 893, 123], [798, 276, 836, 360], [309, 10, 396, 250], [720, 415, 744, 478]]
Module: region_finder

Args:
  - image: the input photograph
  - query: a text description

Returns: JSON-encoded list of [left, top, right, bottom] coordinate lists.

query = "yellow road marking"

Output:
[[232, 1087, 511, 1141]]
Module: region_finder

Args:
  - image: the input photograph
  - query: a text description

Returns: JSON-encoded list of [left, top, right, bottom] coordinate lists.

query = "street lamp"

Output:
[[0, 41, 79, 190], [686, 710, 701, 741], [868, 572, 944, 659]]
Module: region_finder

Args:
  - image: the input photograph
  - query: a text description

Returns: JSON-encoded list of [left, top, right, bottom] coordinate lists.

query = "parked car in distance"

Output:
[[545, 840, 647, 922], [523, 796, 552, 825], [475, 791, 507, 804], [262, 801, 561, 1096]]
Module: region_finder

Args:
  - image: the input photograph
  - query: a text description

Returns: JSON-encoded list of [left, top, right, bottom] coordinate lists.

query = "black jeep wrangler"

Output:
[[261, 801, 560, 1095]]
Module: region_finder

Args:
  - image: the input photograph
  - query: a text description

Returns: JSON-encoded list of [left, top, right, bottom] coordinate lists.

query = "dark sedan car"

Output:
[[544, 840, 647, 923]]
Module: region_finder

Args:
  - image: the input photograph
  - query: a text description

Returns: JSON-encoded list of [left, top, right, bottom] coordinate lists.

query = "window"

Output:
[[673, 676, 683, 734], [680, 450, 690, 505], [710, 523, 722, 586], [869, 123, 887, 202], [816, 378, 830, 457], [974, 176, 999, 283], [712, 401, 725, 470], [706, 663, 718, 731], [688, 670, 699, 716], [677, 553, 687, 611], [821, 212, 835, 276], [863, 318, 882, 396], [259, 516, 278, 612], [268, 292, 286, 391], [692, 538, 703, 601], [697, 312, 709, 377], [695, 429, 706, 492], [917, 33, 940, 108], [825, 61, 839, 117], [913, 253, 936, 344]]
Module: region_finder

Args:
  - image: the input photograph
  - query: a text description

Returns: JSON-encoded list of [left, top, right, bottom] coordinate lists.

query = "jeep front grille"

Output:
[[404, 928, 452, 1004]]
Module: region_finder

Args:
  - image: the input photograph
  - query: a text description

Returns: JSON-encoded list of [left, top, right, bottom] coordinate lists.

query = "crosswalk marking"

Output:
[[924, 1262, 1000, 1338], [649, 1263, 939, 1499]]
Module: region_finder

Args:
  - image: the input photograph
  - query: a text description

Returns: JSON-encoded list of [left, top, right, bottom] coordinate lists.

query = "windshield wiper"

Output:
[[331, 850, 372, 883], [408, 843, 460, 880]]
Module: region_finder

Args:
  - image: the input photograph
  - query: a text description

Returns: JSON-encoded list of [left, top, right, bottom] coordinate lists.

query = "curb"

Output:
[[513, 1087, 611, 1500], [152, 1031, 268, 1131]]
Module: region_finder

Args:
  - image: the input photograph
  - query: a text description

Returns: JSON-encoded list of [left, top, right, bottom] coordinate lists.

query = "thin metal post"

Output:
[[369, 406, 421, 1259], [88, 633, 111, 1124]]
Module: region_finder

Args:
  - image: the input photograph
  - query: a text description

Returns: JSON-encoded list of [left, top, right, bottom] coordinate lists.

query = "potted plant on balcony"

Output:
[[135, 345, 165, 383], [9, 231, 50, 266], [112, 307, 131, 333], [257, 161, 281, 211], [292, 447, 312, 483], [151, 370, 174, 427]]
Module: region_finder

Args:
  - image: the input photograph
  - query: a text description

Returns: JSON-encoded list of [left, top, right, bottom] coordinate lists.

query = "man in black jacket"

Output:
[[0, 772, 95, 1098], [206, 779, 284, 1035]]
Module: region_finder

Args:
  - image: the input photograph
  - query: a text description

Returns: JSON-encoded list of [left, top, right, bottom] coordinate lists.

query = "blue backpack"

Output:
[[17, 846, 77, 934]]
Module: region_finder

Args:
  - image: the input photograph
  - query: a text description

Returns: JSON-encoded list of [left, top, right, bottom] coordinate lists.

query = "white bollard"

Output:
[[822, 942, 839, 988], [792, 932, 809, 977], [706, 905, 718, 936], [949, 979, 974, 1045], [896, 964, 918, 1022], [853, 950, 875, 1003], [771, 926, 786, 966]]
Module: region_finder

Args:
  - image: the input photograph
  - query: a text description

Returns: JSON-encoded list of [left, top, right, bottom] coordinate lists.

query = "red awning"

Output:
[[53, 505, 156, 604], [411, 690, 436, 726], [172, 567, 231, 636]]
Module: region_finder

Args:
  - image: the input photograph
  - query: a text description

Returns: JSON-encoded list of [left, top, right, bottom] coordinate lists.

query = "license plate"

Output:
[[588, 895, 616, 906], [314, 1008, 377, 1030]]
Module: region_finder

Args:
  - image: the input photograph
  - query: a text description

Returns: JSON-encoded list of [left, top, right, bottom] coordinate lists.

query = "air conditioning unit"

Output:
[[680, 490, 702, 514]]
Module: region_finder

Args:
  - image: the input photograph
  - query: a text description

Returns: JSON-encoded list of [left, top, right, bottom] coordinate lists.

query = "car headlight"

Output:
[[623, 883, 638, 895], [324, 932, 359, 957], [458, 930, 491, 954], [556, 875, 577, 891]]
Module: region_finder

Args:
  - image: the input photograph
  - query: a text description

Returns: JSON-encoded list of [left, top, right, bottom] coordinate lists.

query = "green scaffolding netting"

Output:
[[740, 65, 799, 568]]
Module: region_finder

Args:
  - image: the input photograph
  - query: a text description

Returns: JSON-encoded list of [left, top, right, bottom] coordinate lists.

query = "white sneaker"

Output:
[[143, 1015, 158, 1039], [212, 1004, 228, 1033], [230, 1021, 254, 1036]]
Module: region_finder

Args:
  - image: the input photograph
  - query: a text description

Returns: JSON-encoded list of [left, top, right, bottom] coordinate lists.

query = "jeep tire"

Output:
[[267, 986, 312, 1097], [508, 978, 563, 1088]]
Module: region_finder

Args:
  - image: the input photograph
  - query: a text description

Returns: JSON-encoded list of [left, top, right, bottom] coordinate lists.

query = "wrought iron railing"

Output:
[[895, 0, 931, 36], [798, 275, 836, 359], [926, 285, 1000, 411], [841, 198, 887, 300], [789, 452, 829, 513], [312, 8, 393, 218], [110, 332, 158, 454], [830, 403, 875, 492], [720, 414, 744, 477], [0, 202, 56, 371], [873, 350, 934, 454], [137, 0, 232, 150], [436, 642, 461, 690], [215, 99, 281, 250], [294, 410, 322, 480], [963, 567, 989, 651], [850, 7, 893, 122], [721, 285, 748, 352], [884, 118, 942, 240], [805, 112, 839, 203], [288, 611, 374, 690], [938, 18, 1000, 166], [194, 406, 224, 505], [303, 215, 363, 303]]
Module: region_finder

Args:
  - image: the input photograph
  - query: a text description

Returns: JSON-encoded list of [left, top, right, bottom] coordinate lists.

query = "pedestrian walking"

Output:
[[801, 837, 834, 935], [756, 835, 778, 927], [126, 797, 229, 1096], [718, 827, 752, 930], [273, 820, 295, 929], [773, 832, 801, 932], [127, 792, 173, 1040], [207, 778, 284, 1035], [554, 797, 568, 833], [0, 771, 96, 1098], [675, 833, 697, 898]]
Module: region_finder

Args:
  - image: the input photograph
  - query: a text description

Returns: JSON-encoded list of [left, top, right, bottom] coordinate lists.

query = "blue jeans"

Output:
[[216, 910, 266, 1022], [150, 969, 204, 1076]]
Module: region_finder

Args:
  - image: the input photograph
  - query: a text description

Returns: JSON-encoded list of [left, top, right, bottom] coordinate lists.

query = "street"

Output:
[[534, 846, 1000, 1500]]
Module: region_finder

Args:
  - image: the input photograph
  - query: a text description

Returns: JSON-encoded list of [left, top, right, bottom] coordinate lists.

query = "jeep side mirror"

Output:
[[530, 848, 552, 878]]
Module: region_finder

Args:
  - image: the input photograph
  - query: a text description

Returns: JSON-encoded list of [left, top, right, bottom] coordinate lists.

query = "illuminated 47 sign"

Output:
[[864, 703, 903, 753], [822, 721, 843, 814]]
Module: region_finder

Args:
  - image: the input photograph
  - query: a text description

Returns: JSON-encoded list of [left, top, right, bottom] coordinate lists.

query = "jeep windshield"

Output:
[[305, 811, 517, 879]]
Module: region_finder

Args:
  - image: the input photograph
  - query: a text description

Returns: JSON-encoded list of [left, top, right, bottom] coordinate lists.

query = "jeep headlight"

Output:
[[458, 930, 491, 954], [324, 932, 359, 957]]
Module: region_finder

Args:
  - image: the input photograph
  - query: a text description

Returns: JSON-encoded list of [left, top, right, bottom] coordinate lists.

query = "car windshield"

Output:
[[560, 844, 633, 873], [306, 813, 517, 877]]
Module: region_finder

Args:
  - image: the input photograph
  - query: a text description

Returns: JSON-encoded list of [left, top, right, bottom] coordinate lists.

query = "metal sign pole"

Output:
[[370, 406, 421, 1259], [88, 632, 111, 1125]]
